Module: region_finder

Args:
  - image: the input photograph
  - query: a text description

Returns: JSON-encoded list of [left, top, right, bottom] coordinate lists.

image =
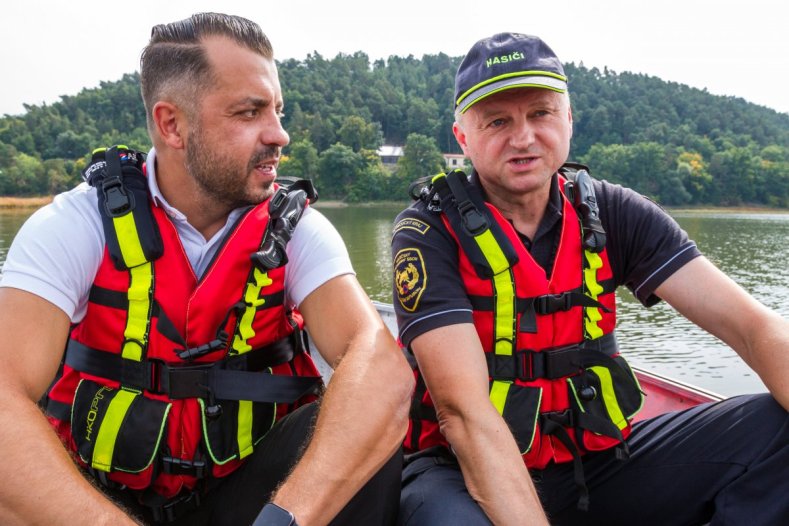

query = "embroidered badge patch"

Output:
[[393, 218, 431, 236], [394, 248, 427, 312]]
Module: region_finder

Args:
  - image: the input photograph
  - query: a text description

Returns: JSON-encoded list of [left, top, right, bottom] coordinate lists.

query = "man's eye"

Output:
[[240, 109, 258, 118], [490, 118, 505, 127]]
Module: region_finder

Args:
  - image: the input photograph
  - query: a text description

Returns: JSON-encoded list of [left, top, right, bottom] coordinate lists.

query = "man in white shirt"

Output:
[[0, 12, 412, 526]]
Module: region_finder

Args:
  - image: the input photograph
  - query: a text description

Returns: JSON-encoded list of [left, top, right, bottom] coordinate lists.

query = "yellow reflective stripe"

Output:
[[590, 366, 628, 430], [583, 250, 605, 339], [471, 227, 518, 413], [584, 309, 604, 339], [473, 230, 510, 275], [492, 271, 515, 356], [583, 251, 604, 296], [91, 389, 138, 472], [121, 263, 152, 361], [489, 380, 511, 415], [237, 400, 254, 459], [112, 213, 148, 269], [472, 229, 515, 357], [232, 268, 273, 355]]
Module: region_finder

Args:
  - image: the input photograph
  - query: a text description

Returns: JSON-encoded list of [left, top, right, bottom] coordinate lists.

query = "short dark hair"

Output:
[[140, 12, 273, 135]]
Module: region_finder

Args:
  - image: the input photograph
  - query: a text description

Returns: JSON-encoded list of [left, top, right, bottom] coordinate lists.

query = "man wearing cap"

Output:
[[0, 13, 412, 526], [391, 32, 789, 525]]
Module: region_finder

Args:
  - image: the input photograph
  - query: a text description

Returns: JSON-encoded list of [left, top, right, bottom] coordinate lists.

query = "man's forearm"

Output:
[[272, 328, 412, 526], [0, 394, 137, 525], [444, 410, 548, 526], [737, 308, 789, 410]]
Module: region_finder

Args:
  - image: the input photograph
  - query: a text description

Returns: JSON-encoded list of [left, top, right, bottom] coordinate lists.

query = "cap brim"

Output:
[[456, 74, 568, 114]]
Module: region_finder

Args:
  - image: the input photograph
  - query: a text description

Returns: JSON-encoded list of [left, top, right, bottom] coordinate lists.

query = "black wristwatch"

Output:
[[252, 503, 298, 526]]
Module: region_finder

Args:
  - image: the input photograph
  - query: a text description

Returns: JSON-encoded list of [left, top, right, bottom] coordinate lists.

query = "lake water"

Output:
[[2, 204, 788, 398]]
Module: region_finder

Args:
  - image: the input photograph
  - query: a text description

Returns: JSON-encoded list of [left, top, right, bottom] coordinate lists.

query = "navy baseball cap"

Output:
[[454, 33, 567, 114]]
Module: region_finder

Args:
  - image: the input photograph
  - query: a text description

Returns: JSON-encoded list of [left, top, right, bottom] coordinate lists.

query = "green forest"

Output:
[[1, 51, 788, 206]]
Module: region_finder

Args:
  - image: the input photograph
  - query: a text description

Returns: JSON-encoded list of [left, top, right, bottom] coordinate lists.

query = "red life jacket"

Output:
[[405, 168, 643, 470], [46, 148, 322, 498]]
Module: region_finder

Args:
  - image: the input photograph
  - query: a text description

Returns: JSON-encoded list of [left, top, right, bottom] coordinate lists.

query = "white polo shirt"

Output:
[[0, 148, 354, 322]]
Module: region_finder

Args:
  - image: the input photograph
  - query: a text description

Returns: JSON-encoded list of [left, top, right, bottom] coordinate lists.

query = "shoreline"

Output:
[[0, 196, 53, 209], [1, 195, 787, 214]]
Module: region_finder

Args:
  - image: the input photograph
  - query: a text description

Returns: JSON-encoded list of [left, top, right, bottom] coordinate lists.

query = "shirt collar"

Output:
[[146, 147, 187, 222]]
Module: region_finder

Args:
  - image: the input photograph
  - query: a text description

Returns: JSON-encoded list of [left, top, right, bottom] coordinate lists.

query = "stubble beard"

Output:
[[185, 123, 278, 209]]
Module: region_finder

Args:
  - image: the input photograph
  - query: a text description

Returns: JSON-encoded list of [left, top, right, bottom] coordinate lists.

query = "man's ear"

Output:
[[152, 101, 187, 150], [453, 121, 469, 156]]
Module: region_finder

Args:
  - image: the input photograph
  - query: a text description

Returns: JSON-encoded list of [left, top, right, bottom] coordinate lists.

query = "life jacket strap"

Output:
[[141, 488, 203, 524], [541, 412, 590, 511], [63, 337, 321, 404], [251, 179, 316, 271], [44, 397, 72, 421], [485, 333, 617, 381], [160, 455, 207, 478]]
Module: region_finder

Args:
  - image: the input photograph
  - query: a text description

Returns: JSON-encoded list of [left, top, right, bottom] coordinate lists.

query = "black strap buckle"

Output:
[[101, 176, 134, 217], [161, 456, 207, 478], [535, 293, 572, 314], [541, 409, 575, 428], [457, 200, 488, 235], [176, 331, 228, 361]]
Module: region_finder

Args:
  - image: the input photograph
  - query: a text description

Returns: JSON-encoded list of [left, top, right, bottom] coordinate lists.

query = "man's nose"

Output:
[[510, 120, 535, 148], [262, 115, 290, 147]]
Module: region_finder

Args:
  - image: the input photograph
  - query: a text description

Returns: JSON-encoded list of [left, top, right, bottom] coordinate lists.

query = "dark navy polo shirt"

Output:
[[391, 172, 701, 349]]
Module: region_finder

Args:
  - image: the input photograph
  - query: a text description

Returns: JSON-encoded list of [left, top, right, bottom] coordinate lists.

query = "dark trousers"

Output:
[[107, 402, 402, 525], [398, 394, 789, 526]]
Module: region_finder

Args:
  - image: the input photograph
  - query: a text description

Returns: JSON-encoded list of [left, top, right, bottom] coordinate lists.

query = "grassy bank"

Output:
[[0, 196, 53, 209]]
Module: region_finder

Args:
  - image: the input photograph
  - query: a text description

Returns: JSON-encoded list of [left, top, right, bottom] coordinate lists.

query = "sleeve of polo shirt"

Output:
[[596, 180, 701, 307], [285, 207, 355, 309], [391, 203, 473, 349], [0, 184, 104, 322]]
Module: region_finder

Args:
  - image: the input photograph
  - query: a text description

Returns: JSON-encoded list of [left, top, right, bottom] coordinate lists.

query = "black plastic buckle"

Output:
[[458, 200, 488, 236], [535, 293, 572, 314], [101, 176, 134, 217], [161, 456, 207, 478], [177, 332, 228, 361], [542, 409, 575, 428], [543, 345, 583, 380]]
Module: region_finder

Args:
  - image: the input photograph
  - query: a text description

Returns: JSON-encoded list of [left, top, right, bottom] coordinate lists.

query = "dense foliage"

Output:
[[1, 54, 787, 206]]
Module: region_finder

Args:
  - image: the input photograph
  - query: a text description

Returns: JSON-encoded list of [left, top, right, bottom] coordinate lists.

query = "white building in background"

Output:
[[378, 145, 467, 171], [378, 145, 404, 167], [443, 153, 467, 170]]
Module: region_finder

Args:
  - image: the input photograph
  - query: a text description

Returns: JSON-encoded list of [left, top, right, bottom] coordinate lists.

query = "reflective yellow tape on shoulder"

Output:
[[112, 213, 148, 269]]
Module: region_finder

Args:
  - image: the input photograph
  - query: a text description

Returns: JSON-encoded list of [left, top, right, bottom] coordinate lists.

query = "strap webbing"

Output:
[[64, 338, 320, 403]]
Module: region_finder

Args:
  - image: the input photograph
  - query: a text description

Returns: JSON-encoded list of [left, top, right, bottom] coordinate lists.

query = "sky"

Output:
[[1, 0, 788, 117]]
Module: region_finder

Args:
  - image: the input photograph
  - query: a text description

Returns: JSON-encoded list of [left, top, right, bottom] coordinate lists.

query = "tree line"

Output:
[[1, 53, 788, 206]]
